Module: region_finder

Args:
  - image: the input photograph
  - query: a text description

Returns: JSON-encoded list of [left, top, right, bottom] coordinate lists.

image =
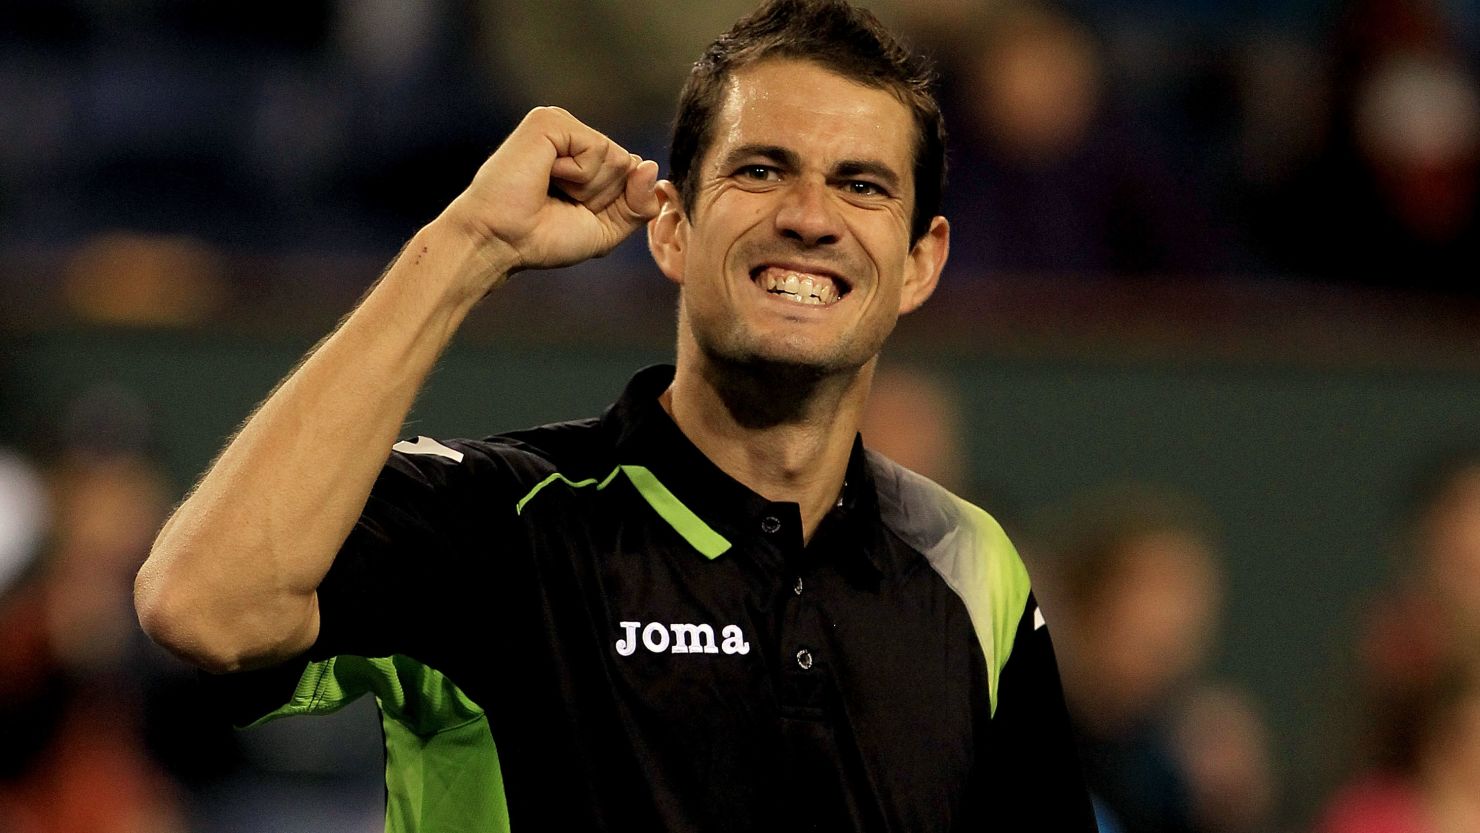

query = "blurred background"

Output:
[[2, 0, 1480, 831]]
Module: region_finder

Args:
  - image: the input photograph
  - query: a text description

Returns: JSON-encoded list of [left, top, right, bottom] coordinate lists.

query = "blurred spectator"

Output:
[[1358, 451, 1480, 736], [327, 0, 517, 246], [5, 0, 1479, 298], [38, 385, 385, 832], [1315, 665, 1480, 833], [475, 0, 753, 149], [1047, 486, 1274, 833], [0, 443, 185, 833], [1320, 449, 1480, 833], [939, 2, 1228, 280], [1171, 684, 1276, 833], [1249, 0, 1479, 289], [3, 384, 384, 833], [0, 0, 510, 253], [860, 363, 968, 493]]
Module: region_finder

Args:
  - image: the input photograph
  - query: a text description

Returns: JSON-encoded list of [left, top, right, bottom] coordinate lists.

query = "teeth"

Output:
[[757, 267, 842, 306]]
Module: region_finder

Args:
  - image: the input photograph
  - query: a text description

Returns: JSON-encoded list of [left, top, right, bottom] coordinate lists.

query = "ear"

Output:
[[898, 215, 949, 315], [647, 180, 688, 286]]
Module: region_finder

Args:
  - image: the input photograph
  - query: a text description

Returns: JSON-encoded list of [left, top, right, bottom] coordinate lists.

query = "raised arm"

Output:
[[135, 108, 660, 673]]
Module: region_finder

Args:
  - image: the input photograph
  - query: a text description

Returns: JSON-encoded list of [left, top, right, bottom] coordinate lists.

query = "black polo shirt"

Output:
[[217, 365, 1096, 832]]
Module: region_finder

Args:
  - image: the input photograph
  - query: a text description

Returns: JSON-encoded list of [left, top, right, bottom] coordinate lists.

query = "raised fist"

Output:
[[445, 107, 661, 284]]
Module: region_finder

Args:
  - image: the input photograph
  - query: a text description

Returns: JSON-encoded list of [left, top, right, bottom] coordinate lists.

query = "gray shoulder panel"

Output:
[[868, 450, 1032, 715]]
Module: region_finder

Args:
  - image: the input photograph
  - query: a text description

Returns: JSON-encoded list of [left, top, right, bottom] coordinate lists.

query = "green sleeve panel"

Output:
[[381, 709, 509, 833], [246, 655, 510, 833]]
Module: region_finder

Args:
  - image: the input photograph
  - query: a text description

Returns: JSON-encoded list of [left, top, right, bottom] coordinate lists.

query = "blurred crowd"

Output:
[[5, 0, 1480, 831], [0, 0, 1477, 291], [0, 389, 384, 833], [1315, 451, 1480, 833]]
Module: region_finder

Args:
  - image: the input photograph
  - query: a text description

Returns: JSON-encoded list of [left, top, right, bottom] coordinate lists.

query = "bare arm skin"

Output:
[[135, 108, 660, 673]]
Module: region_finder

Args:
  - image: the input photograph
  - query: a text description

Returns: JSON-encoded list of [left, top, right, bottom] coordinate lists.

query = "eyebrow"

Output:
[[719, 143, 799, 171], [719, 144, 904, 192]]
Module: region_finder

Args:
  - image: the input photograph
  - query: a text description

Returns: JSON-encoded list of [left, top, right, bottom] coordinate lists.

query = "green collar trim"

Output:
[[515, 465, 732, 559]]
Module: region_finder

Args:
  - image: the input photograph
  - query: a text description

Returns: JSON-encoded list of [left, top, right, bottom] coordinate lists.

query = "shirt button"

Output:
[[760, 515, 781, 534], [793, 576, 804, 596], [795, 648, 814, 670]]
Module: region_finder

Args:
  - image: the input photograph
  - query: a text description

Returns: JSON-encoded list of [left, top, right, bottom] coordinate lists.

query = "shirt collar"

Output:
[[602, 365, 891, 577]]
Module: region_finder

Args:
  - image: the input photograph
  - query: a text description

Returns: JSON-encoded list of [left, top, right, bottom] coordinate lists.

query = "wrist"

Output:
[[413, 207, 518, 310], [434, 194, 522, 283]]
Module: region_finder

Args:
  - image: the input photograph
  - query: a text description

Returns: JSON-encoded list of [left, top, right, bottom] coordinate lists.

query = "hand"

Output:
[[446, 107, 661, 284]]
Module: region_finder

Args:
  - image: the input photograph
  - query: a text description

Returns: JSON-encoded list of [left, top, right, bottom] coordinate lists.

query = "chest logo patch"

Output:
[[615, 620, 751, 656]]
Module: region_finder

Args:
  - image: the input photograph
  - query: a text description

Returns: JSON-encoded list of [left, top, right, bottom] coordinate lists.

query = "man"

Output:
[[135, 1, 1097, 829]]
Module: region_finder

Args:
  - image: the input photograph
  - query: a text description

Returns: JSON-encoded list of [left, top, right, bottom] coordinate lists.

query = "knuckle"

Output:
[[524, 105, 568, 127]]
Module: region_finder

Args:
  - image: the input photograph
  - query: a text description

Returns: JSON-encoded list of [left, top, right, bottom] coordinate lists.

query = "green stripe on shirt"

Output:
[[515, 464, 732, 559]]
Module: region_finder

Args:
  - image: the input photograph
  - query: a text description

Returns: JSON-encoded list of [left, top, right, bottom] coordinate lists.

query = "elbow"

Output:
[[134, 561, 240, 673], [133, 550, 181, 654], [134, 549, 314, 675]]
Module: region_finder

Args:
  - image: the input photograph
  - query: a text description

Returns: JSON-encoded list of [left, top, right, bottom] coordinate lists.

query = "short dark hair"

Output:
[[669, 0, 946, 244]]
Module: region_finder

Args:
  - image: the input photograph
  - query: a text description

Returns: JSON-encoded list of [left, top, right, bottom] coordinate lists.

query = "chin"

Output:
[[683, 311, 876, 380], [706, 338, 858, 381]]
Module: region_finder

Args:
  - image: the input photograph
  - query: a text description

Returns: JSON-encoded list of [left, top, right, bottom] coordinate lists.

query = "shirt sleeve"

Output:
[[309, 438, 502, 667], [205, 436, 525, 725], [970, 592, 1100, 831]]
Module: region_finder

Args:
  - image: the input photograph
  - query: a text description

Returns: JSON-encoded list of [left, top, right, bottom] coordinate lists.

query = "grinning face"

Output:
[[650, 58, 948, 377]]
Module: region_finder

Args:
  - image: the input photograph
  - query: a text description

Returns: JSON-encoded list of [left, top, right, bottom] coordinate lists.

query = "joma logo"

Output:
[[615, 620, 751, 656]]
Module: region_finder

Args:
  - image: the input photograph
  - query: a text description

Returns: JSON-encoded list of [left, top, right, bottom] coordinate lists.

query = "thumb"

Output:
[[621, 159, 661, 222]]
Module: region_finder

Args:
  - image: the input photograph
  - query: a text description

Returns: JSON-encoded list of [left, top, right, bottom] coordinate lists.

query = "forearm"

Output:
[[136, 216, 501, 672]]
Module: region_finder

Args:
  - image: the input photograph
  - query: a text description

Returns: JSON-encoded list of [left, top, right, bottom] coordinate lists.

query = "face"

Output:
[[1091, 533, 1220, 713], [649, 59, 948, 376]]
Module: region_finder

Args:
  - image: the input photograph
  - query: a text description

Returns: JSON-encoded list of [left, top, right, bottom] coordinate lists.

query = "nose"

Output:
[[773, 178, 843, 247]]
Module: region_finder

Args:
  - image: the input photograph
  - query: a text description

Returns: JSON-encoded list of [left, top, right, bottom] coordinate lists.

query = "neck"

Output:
[[662, 350, 874, 542]]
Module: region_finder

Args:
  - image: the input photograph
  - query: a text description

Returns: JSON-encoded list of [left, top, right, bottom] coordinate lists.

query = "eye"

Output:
[[845, 180, 887, 197], [735, 165, 781, 182]]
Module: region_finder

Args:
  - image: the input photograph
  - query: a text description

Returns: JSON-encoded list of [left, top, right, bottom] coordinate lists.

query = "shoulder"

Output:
[[867, 450, 1034, 712], [385, 417, 610, 488], [867, 450, 1022, 574]]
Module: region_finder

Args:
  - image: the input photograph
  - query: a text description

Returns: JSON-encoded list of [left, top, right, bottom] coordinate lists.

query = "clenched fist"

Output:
[[444, 107, 661, 289]]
